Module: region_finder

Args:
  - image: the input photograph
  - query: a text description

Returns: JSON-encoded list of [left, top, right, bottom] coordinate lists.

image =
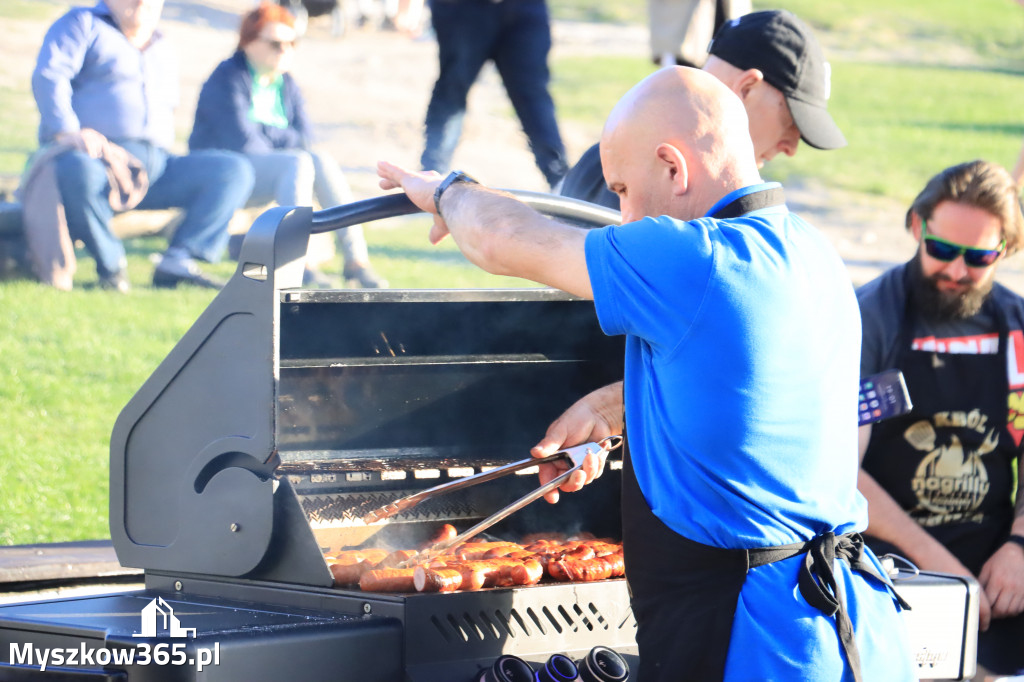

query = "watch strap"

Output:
[[433, 170, 478, 217], [1007, 534, 1024, 551]]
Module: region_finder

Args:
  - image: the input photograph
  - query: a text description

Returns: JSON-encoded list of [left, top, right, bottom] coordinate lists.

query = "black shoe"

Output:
[[152, 263, 225, 290], [98, 271, 130, 294], [343, 264, 388, 288]]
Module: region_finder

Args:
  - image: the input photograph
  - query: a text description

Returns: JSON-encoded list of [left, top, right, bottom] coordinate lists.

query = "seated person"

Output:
[[858, 160, 1024, 678], [559, 9, 845, 210], [189, 2, 385, 288], [32, 0, 254, 292]]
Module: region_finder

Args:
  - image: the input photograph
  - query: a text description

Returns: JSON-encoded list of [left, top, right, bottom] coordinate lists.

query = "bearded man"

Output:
[[857, 159, 1024, 678]]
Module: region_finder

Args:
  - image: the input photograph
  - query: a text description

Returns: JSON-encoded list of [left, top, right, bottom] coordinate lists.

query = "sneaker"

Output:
[[343, 264, 388, 289], [152, 262, 226, 290], [98, 271, 130, 294]]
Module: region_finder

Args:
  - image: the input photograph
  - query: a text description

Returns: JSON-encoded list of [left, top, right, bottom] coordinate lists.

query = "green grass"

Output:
[[0, 87, 37, 177], [0, 0, 67, 22], [549, 0, 644, 24]]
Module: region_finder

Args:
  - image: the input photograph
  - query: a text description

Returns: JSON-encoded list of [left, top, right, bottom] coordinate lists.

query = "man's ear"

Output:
[[909, 212, 923, 241], [735, 68, 765, 100], [655, 143, 688, 195]]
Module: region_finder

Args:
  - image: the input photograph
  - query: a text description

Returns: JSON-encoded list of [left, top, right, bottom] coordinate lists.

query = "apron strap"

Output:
[[747, 531, 910, 682]]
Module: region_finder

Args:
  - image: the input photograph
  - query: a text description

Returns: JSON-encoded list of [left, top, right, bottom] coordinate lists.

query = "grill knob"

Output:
[[537, 654, 579, 682], [577, 646, 629, 682], [476, 655, 535, 682]]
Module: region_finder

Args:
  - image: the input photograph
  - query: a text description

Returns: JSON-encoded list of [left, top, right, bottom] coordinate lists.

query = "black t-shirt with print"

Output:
[[858, 261, 1024, 574]]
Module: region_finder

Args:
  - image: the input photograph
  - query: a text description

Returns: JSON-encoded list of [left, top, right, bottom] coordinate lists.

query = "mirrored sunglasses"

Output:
[[922, 220, 1005, 268]]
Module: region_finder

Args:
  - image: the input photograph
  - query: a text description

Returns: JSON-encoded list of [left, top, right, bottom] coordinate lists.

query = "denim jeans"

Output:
[[244, 149, 369, 264], [55, 141, 253, 278], [421, 0, 568, 188]]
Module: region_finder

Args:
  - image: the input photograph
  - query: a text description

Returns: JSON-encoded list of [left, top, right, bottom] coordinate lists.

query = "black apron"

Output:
[[862, 266, 1018, 575], [621, 187, 905, 682]]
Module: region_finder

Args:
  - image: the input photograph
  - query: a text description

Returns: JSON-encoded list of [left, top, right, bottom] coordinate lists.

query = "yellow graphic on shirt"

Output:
[[905, 415, 997, 525]]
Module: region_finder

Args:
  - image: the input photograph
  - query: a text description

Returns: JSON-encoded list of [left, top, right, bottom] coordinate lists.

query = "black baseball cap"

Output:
[[707, 10, 846, 150]]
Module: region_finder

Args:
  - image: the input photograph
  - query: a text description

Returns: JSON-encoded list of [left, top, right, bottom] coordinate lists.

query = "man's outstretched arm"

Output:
[[377, 161, 593, 299]]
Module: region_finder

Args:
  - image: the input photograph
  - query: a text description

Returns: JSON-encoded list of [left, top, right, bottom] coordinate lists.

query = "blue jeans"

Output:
[[55, 142, 254, 278], [421, 0, 568, 188]]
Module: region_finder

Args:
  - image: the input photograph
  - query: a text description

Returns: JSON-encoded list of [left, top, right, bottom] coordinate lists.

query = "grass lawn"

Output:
[[3, 0, 1024, 544]]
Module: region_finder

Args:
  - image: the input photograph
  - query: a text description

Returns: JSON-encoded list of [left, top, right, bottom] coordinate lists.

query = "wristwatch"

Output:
[[433, 170, 479, 217], [1006, 534, 1024, 551]]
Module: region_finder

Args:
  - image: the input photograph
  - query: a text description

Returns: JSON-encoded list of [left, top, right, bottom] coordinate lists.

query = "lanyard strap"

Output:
[[708, 187, 786, 219]]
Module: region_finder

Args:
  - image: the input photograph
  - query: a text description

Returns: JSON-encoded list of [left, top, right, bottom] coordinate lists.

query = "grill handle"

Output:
[[310, 191, 621, 233]]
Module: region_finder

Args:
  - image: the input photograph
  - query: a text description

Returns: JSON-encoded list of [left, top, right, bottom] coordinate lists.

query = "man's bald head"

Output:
[[599, 67, 763, 223]]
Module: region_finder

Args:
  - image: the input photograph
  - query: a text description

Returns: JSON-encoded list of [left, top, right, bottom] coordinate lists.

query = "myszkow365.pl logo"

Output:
[[9, 597, 220, 672]]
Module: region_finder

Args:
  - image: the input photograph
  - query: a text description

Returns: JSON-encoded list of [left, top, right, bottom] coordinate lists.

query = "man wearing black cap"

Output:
[[559, 9, 844, 210]]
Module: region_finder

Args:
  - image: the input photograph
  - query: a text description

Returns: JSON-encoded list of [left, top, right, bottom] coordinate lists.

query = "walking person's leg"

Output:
[[420, 0, 496, 174], [492, 0, 568, 188]]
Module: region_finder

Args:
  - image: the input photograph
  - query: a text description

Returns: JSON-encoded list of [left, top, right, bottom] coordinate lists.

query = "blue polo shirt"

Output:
[[584, 184, 914, 680]]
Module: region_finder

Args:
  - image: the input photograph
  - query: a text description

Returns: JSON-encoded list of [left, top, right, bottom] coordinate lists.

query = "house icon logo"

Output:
[[132, 597, 196, 638]]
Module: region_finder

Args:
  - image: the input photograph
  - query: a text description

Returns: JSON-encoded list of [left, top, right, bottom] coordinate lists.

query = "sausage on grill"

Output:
[[360, 568, 417, 592], [423, 523, 458, 549], [378, 549, 419, 568], [501, 557, 544, 586], [327, 548, 391, 585], [414, 566, 464, 593], [547, 556, 614, 582]]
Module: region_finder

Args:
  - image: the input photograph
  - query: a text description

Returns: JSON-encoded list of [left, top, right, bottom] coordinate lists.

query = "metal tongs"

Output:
[[360, 435, 623, 566]]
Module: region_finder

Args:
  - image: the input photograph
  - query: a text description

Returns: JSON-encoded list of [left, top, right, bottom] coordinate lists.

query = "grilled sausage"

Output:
[[360, 568, 417, 592], [331, 560, 375, 586], [327, 548, 392, 585], [602, 551, 625, 578], [561, 544, 596, 561], [455, 542, 520, 561], [501, 557, 544, 586], [422, 523, 458, 549], [414, 566, 464, 593], [547, 557, 613, 582], [445, 562, 489, 591], [378, 549, 419, 568]]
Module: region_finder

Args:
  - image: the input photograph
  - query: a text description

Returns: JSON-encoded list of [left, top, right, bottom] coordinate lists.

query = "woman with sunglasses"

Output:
[[189, 2, 386, 288], [857, 160, 1024, 678]]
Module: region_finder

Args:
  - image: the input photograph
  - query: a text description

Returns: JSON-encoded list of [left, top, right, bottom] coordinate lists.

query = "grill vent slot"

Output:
[[525, 607, 546, 636], [492, 609, 516, 638], [462, 612, 486, 641], [430, 614, 454, 643], [543, 606, 564, 633], [617, 610, 637, 631], [509, 608, 531, 637], [478, 611, 502, 639], [445, 613, 469, 642]]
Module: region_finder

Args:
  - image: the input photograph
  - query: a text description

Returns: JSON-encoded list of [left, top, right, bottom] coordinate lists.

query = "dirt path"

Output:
[[8, 0, 1024, 292]]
